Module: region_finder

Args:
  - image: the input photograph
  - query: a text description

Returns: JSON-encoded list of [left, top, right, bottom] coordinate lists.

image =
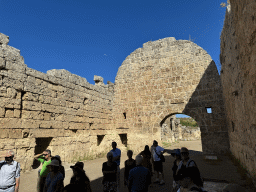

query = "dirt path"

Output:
[[19, 140, 256, 192]]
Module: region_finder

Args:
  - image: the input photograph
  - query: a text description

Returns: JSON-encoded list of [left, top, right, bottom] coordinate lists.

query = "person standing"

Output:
[[110, 141, 121, 192], [102, 152, 118, 192], [0, 150, 20, 192], [34, 149, 52, 192], [128, 155, 151, 192], [70, 162, 92, 192], [171, 149, 182, 192], [152, 140, 167, 185], [124, 150, 136, 191], [138, 145, 152, 176], [176, 147, 204, 189], [43, 159, 64, 192], [51, 155, 65, 179]]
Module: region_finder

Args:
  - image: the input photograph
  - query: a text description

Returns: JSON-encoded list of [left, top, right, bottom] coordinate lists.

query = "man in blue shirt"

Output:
[[0, 150, 21, 192], [128, 155, 151, 192], [110, 141, 121, 192]]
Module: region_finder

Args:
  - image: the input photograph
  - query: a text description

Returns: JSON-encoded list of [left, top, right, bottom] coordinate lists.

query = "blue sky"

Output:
[[1, 0, 227, 118]]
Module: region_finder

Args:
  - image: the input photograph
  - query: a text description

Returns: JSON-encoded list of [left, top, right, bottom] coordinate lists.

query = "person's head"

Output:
[[144, 145, 150, 152], [70, 162, 84, 176], [43, 149, 51, 160], [107, 152, 113, 162], [47, 159, 60, 173], [112, 142, 117, 150], [153, 140, 158, 147], [127, 150, 133, 159], [5, 150, 15, 163], [180, 147, 189, 161], [175, 149, 181, 160], [135, 155, 143, 166], [52, 155, 62, 165]]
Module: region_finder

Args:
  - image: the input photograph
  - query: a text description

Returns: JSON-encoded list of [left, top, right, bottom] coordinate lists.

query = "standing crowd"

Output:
[[0, 140, 207, 192]]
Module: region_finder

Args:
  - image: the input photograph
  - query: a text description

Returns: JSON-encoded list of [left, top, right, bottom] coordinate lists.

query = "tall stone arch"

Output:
[[112, 37, 230, 154]]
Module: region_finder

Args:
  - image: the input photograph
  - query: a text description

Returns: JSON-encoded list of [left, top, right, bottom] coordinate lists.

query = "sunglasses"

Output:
[[43, 154, 48, 156], [181, 152, 188, 155]]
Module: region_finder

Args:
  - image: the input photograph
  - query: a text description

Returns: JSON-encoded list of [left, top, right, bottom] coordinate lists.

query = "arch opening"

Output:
[[160, 113, 202, 149]]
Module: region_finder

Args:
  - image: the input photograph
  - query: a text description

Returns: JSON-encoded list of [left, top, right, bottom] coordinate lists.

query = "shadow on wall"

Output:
[[159, 60, 230, 155]]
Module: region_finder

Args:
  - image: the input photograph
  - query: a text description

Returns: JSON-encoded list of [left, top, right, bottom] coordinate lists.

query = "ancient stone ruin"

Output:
[[0, 1, 255, 179], [161, 115, 201, 142], [220, 0, 256, 180], [0, 32, 229, 171]]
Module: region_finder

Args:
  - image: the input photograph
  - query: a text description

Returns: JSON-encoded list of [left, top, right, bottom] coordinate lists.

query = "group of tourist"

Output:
[[0, 140, 206, 192], [34, 149, 92, 192]]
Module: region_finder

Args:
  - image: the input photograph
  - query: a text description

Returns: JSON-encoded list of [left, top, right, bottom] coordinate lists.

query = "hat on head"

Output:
[[54, 155, 61, 160], [47, 159, 60, 167], [70, 161, 84, 170], [175, 149, 181, 156]]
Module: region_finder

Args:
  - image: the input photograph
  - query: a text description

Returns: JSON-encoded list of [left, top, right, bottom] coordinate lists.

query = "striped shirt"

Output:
[[0, 160, 20, 189]]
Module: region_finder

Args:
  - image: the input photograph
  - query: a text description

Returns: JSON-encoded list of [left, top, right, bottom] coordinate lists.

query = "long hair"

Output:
[[143, 145, 151, 156]]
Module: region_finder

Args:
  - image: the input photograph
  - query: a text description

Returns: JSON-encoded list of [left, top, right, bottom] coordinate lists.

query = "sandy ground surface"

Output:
[[19, 140, 256, 192]]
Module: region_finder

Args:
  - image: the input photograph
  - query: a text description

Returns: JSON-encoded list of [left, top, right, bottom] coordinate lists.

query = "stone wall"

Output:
[[112, 37, 230, 154], [0, 33, 129, 171], [220, 0, 256, 179]]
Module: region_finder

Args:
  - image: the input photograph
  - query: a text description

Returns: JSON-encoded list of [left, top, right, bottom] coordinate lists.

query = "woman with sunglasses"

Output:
[[175, 147, 204, 189]]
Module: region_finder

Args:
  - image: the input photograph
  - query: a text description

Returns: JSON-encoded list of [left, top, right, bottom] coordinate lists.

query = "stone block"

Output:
[[0, 118, 22, 128], [26, 67, 48, 81], [22, 101, 42, 111], [6, 61, 26, 73], [9, 129, 23, 138], [0, 86, 7, 97], [0, 57, 5, 69], [6, 87, 17, 98], [5, 109, 14, 118], [0, 108, 5, 117], [0, 33, 9, 45], [0, 129, 9, 138], [2, 77, 23, 90], [21, 119, 40, 129], [30, 128, 64, 138]]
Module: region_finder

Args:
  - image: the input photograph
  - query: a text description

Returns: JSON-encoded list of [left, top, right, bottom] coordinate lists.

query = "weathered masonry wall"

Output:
[[220, 0, 256, 179], [113, 37, 230, 154], [0, 33, 125, 171]]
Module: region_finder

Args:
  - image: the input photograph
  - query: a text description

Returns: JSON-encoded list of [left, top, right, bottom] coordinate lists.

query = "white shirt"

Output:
[[152, 146, 164, 161]]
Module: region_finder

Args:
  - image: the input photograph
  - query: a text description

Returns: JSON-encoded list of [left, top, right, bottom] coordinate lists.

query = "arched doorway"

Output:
[[160, 113, 202, 152], [112, 37, 230, 155]]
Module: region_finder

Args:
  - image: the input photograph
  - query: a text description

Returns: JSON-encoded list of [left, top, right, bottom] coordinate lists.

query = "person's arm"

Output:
[[15, 177, 20, 192], [34, 153, 44, 160], [162, 149, 167, 154]]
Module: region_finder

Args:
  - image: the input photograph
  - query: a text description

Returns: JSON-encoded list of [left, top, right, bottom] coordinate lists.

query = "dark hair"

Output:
[[44, 149, 51, 156], [52, 156, 62, 165], [153, 140, 158, 145], [112, 141, 117, 145], [143, 145, 151, 156]]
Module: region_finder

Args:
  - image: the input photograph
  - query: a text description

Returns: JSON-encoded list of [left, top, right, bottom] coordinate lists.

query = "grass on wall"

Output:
[[178, 118, 198, 127]]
